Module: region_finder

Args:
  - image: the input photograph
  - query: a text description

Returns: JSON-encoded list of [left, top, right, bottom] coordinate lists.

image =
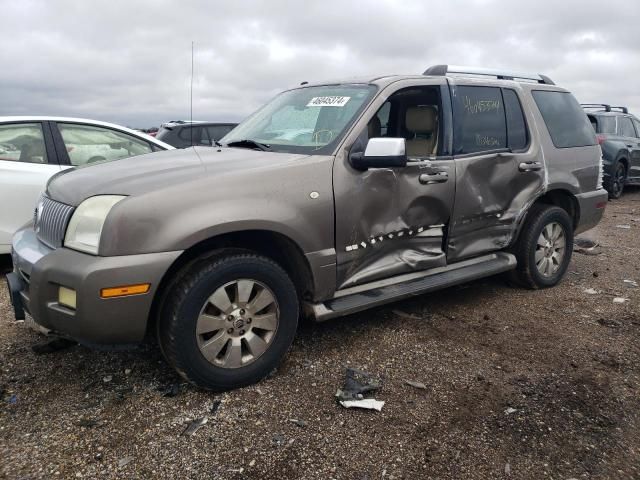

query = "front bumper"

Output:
[[575, 189, 608, 235], [10, 228, 182, 345]]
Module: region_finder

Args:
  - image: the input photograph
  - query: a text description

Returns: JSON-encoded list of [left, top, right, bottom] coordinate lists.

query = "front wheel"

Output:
[[158, 253, 299, 390], [509, 204, 573, 289]]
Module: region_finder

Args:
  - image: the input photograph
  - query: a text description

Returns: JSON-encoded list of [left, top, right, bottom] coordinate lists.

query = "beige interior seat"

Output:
[[405, 106, 438, 157]]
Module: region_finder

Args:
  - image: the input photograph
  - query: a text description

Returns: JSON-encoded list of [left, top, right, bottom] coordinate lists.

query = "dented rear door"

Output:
[[333, 78, 456, 289], [447, 80, 545, 261]]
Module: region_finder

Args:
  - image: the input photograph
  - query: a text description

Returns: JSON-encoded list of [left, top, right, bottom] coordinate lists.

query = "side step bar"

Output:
[[307, 252, 516, 322]]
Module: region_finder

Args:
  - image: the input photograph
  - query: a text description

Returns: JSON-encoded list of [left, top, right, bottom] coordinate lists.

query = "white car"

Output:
[[0, 117, 174, 254]]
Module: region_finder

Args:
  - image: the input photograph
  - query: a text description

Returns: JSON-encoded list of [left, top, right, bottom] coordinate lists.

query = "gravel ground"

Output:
[[2, 191, 640, 480]]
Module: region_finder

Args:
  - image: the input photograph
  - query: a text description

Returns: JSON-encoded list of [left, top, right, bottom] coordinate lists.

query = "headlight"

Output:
[[64, 195, 125, 255]]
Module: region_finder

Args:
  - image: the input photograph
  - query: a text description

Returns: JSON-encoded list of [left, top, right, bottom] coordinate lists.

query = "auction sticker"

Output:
[[306, 96, 351, 107]]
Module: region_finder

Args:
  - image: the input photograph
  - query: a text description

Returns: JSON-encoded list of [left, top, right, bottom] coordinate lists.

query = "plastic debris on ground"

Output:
[[573, 237, 599, 255], [118, 456, 134, 468], [505, 407, 517, 415], [336, 368, 384, 411], [616, 224, 631, 229], [613, 297, 629, 304], [404, 380, 428, 390], [182, 417, 208, 436], [392, 309, 422, 320], [31, 337, 77, 355], [289, 418, 307, 428], [623, 280, 638, 288], [583, 288, 599, 295]]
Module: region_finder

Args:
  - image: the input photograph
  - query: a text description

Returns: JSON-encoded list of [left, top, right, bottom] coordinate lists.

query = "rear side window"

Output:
[[178, 126, 210, 145], [595, 116, 616, 134], [503, 89, 528, 151], [453, 86, 507, 154], [633, 119, 640, 138], [532, 91, 596, 148], [0, 123, 48, 164], [58, 123, 153, 166], [207, 125, 234, 140], [618, 117, 636, 138]]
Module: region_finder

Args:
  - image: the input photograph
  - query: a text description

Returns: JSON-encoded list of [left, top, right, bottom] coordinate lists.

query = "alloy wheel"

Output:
[[535, 222, 566, 277], [196, 279, 279, 368]]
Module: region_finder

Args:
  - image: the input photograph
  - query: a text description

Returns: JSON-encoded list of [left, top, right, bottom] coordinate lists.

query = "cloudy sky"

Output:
[[2, 0, 639, 128]]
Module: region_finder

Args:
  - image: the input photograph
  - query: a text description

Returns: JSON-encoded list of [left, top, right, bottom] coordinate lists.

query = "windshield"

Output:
[[221, 84, 377, 154]]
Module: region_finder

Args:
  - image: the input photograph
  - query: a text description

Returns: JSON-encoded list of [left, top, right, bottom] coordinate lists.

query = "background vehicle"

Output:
[[0, 117, 173, 254], [156, 120, 238, 148], [8, 66, 607, 391], [582, 104, 640, 199]]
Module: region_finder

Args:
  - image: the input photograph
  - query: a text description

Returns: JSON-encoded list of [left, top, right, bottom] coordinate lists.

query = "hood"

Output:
[[46, 147, 311, 206]]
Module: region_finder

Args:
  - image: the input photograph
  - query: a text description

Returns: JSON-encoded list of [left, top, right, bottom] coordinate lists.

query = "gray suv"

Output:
[[7, 65, 607, 390], [582, 104, 640, 199]]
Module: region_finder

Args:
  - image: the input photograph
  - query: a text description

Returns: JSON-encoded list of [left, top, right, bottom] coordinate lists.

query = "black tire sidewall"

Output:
[[608, 161, 626, 199], [164, 256, 299, 390], [526, 208, 573, 288]]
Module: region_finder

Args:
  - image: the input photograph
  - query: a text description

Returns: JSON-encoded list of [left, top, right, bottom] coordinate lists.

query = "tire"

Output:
[[157, 252, 299, 390], [509, 204, 573, 289], [605, 160, 627, 200]]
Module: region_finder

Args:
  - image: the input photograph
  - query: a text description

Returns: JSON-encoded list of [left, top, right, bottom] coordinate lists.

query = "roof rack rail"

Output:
[[423, 65, 555, 85], [611, 106, 629, 114], [581, 104, 612, 112]]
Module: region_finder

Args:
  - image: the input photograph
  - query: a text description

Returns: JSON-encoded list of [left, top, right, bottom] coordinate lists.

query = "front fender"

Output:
[[99, 157, 335, 257]]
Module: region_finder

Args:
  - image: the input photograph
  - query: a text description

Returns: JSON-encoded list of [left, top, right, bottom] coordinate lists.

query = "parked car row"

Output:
[[6, 65, 608, 391]]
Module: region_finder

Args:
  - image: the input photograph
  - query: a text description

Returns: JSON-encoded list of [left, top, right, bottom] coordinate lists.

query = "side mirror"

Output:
[[349, 138, 407, 170]]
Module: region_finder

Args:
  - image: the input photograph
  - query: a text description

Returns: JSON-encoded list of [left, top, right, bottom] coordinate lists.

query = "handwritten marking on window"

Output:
[[463, 96, 501, 115], [475, 134, 501, 147]]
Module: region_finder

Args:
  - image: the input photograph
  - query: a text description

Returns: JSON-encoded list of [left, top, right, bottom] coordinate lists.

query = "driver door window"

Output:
[[57, 123, 153, 166]]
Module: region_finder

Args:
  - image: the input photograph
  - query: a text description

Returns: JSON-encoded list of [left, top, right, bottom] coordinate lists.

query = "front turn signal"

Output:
[[100, 283, 151, 299]]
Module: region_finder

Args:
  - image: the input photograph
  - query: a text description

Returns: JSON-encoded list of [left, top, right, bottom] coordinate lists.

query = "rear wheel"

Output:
[[509, 204, 573, 289], [606, 161, 627, 199], [158, 253, 299, 390]]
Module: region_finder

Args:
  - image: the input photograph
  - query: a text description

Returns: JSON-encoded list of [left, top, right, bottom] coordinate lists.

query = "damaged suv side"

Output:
[[7, 65, 607, 390]]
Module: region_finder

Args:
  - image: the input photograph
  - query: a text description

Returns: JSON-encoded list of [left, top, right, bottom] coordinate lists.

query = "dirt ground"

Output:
[[1, 191, 640, 480]]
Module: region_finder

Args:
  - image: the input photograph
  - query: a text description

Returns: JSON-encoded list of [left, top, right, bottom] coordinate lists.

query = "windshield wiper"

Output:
[[213, 140, 223, 147], [225, 139, 271, 151]]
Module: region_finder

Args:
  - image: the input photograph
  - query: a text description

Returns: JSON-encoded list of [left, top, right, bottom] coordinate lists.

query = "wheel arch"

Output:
[[511, 189, 579, 247], [147, 229, 315, 337]]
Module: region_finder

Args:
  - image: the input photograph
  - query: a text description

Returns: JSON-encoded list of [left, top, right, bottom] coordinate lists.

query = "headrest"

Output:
[[406, 106, 437, 134]]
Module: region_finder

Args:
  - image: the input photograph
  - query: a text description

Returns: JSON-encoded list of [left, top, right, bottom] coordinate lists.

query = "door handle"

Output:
[[419, 172, 448, 184], [626, 144, 634, 148], [518, 161, 542, 172]]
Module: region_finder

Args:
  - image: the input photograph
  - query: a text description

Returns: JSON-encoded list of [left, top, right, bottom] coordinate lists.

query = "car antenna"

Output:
[[190, 40, 194, 148]]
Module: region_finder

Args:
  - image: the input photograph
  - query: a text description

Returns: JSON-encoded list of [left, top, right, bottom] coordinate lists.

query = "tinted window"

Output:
[[503, 89, 528, 150], [633, 119, 640, 138], [596, 116, 616, 134], [58, 123, 153, 166], [0, 123, 48, 164], [207, 125, 234, 140], [453, 86, 507, 154], [618, 116, 636, 138], [532, 91, 596, 148], [178, 126, 210, 145]]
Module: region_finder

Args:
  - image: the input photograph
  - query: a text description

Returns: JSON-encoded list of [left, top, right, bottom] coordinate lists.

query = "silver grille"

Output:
[[35, 196, 75, 248]]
